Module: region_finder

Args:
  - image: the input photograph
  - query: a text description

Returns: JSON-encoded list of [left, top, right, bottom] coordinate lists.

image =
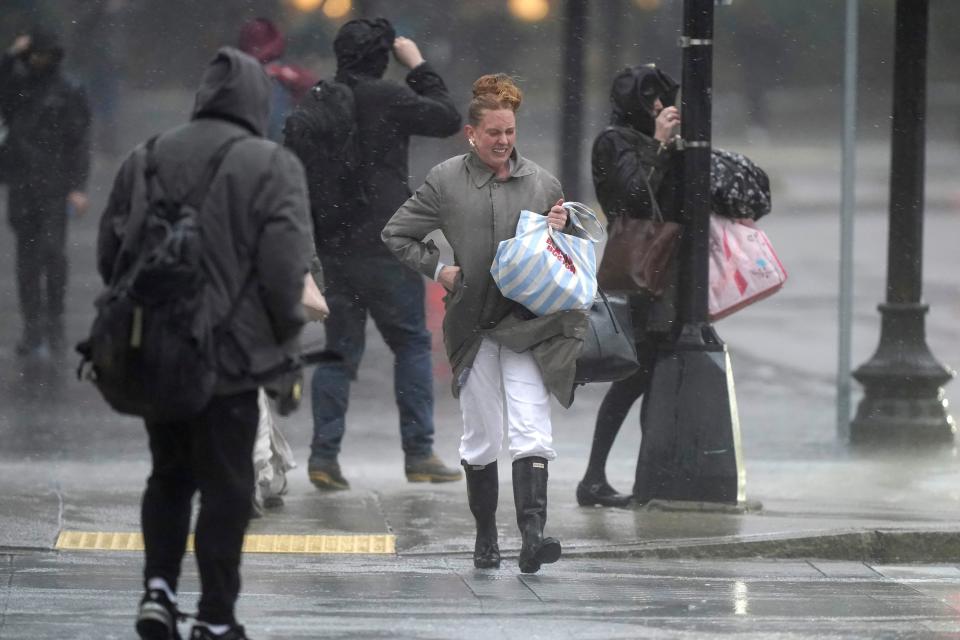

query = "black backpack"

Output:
[[283, 79, 366, 251], [77, 134, 246, 423]]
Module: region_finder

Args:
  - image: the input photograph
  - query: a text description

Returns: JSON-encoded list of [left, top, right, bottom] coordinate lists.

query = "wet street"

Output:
[[6, 554, 960, 639], [1, 137, 959, 638]]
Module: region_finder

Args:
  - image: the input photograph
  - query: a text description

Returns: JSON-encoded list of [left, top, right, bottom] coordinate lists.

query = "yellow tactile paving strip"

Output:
[[55, 531, 396, 554]]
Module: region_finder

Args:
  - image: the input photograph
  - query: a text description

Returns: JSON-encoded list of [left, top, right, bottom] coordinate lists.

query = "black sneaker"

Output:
[[308, 458, 350, 491], [136, 589, 184, 640], [189, 624, 250, 639]]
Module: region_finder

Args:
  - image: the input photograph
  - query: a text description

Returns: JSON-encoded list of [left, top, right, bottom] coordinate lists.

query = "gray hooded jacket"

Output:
[[97, 47, 314, 394]]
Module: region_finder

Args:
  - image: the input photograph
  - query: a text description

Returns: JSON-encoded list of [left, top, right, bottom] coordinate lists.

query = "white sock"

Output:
[[197, 622, 231, 635], [146, 577, 176, 603]]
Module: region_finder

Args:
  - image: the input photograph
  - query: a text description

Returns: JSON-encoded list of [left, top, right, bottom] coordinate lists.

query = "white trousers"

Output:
[[458, 338, 556, 466]]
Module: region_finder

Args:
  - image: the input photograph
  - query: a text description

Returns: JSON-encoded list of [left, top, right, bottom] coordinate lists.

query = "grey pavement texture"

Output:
[[0, 88, 959, 636], [5, 554, 960, 639]]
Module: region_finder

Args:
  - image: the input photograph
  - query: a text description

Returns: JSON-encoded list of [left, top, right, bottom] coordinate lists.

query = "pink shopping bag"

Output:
[[708, 215, 787, 321]]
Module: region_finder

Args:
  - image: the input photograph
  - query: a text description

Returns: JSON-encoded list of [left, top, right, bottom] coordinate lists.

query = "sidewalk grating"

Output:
[[54, 531, 396, 554]]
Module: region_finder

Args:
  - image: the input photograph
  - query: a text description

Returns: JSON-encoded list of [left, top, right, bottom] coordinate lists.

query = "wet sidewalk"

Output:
[[0, 179, 958, 562], [0, 135, 958, 637], [5, 552, 960, 639]]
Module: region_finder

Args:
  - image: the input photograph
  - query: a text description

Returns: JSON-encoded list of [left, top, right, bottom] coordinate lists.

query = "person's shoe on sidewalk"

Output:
[[405, 452, 463, 483], [308, 458, 350, 491], [136, 584, 185, 640], [189, 623, 250, 639], [576, 479, 632, 508]]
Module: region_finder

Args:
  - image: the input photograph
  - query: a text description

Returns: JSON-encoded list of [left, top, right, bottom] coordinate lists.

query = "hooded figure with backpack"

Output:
[[95, 47, 312, 640], [286, 17, 463, 492]]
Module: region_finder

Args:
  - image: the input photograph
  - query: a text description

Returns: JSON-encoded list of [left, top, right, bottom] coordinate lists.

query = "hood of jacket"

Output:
[[192, 46, 270, 136], [333, 17, 395, 86], [609, 64, 678, 135]]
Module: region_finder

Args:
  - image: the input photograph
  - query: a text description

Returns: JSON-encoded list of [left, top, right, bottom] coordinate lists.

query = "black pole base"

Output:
[[634, 324, 745, 505], [851, 303, 956, 446]]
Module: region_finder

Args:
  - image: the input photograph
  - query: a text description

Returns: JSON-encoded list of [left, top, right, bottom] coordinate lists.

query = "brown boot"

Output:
[[405, 453, 463, 483]]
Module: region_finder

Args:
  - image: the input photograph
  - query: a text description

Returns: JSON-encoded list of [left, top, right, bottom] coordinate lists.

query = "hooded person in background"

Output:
[[238, 17, 317, 142], [304, 17, 464, 491], [576, 64, 682, 508], [98, 47, 313, 640], [0, 28, 90, 358]]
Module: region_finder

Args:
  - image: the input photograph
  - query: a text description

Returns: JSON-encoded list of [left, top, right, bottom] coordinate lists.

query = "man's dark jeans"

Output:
[[142, 390, 258, 626], [310, 253, 434, 465]]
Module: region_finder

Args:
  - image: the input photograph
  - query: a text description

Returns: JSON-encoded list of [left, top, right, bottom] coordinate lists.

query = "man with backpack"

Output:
[[285, 18, 463, 490], [95, 47, 313, 640]]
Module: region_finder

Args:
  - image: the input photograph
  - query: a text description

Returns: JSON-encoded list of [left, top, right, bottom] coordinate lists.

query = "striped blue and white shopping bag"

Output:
[[491, 202, 604, 316]]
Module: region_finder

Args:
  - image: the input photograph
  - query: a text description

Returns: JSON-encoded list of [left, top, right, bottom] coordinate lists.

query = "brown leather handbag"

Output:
[[596, 206, 681, 297]]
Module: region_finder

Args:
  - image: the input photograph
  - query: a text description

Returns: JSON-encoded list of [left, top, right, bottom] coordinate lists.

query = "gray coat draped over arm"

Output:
[[382, 150, 588, 407]]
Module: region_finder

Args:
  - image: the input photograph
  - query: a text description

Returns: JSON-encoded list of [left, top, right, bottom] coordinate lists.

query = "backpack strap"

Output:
[[108, 135, 159, 286], [146, 134, 254, 334]]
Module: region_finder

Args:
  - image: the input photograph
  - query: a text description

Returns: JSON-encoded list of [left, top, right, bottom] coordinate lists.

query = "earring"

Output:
[[469, 138, 476, 147]]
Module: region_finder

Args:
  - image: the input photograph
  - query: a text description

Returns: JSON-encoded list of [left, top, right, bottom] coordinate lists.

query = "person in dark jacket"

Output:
[[577, 64, 681, 508], [0, 29, 90, 357], [305, 17, 463, 491], [98, 47, 313, 640]]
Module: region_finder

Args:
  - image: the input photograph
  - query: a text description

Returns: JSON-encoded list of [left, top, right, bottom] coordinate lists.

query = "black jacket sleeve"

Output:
[[0, 53, 20, 116], [388, 62, 461, 138], [592, 130, 657, 220], [252, 147, 314, 344], [63, 83, 92, 192]]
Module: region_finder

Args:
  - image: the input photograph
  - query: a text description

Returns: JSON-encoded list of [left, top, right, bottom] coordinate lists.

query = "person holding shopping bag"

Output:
[[577, 64, 682, 508], [382, 74, 589, 573]]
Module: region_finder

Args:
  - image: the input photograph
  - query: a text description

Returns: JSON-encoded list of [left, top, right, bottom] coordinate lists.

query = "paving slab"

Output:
[[4, 553, 960, 639]]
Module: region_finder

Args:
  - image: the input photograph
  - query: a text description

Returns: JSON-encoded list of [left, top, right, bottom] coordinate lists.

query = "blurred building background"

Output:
[[3, 0, 960, 194]]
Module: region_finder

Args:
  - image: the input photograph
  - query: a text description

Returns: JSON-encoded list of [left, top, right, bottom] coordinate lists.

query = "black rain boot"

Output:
[[463, 460, 500, 569], [512, 457, 561, 574]]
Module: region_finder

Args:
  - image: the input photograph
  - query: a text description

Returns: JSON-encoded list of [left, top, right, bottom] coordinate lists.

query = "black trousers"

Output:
[[142, 390, 258, 626], [8, 187, 68, 342]]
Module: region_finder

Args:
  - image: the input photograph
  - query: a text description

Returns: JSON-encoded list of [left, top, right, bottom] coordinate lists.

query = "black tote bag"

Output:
[[574, 290, 640, 384]]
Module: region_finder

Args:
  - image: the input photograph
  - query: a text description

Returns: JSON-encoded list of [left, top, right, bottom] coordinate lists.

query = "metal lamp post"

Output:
[[633, 0, 744, 505], [850, 0, 956, 446], [559, 0, 588, 199]]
